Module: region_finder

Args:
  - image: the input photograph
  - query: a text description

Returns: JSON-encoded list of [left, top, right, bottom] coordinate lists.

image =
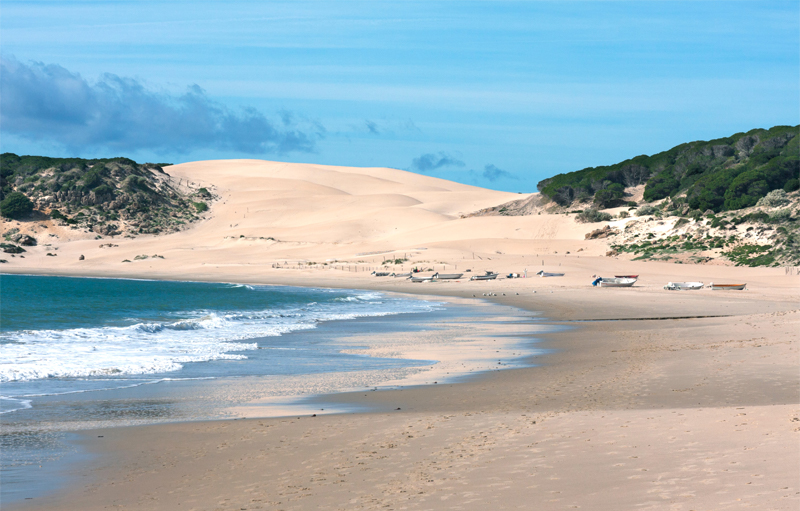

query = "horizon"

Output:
[[1, 1, 797, 192]]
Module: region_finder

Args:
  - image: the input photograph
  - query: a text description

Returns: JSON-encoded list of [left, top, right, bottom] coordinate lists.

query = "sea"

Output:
[[0, 274, 545, 503]]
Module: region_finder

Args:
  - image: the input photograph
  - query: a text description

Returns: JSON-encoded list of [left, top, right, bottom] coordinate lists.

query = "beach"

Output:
[[2, 160, 798, 510]]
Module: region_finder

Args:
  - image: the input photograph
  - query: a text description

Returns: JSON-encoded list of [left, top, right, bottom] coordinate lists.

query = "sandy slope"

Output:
[[3, 159, 799, 510], [0, 159, 604, 277]]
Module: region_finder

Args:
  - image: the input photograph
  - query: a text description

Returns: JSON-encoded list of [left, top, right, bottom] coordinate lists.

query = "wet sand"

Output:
[[12, 280, 799, 511]]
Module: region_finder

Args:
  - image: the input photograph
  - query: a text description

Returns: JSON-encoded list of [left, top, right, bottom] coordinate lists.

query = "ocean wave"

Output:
[[0, 291, 441, 383], [0, 397, 32, 414]]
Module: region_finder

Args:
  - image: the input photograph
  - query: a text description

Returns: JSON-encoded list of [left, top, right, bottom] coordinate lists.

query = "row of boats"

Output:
[[371, 270, 746, 290], [373, 270, 568, 282], [592, 275, 746, 290]]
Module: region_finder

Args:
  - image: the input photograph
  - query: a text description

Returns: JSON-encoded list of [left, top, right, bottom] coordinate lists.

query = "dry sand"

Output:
[[3, 160, 799, 510]]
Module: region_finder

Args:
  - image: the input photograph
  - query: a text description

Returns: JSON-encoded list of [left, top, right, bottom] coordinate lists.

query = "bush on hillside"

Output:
[[576, 208, 612, 223], [769, 208, 793, 223], [0, 192, 34, 218], [593, 182, 625, 209], [756, 189, 789, 208], [635, 204, 657, 217]]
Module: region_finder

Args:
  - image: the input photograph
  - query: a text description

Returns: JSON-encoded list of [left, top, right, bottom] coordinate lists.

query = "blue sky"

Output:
[[1, 1, 798, 191]]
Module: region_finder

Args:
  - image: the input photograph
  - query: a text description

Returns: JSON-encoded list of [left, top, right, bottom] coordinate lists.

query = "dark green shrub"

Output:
[[0, 192, 34, 218], [92, 184, 114, 196], [193, 202, 208, 213], [593, 183, 625, 208], [0, 243, 25, 254], [81, 168, 103, 189], [643, 171, 680, 201], [122, 175, 151, 192], [785, 178, 800, 192]]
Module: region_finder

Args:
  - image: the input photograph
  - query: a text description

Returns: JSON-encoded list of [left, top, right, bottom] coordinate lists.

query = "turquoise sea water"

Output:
[[0, 275, 458, 502], [0, 275, 443, 404], [0, 274, 543, 504]]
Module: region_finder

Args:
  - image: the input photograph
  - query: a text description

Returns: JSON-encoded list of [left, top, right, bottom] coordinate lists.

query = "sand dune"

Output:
[[0, 159, 612, 277]]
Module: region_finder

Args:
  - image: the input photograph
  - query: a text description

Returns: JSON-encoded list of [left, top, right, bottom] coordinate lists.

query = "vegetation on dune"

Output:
[[0, 153, 213, 237], [0, 191, 34, 218], [575, 208, 612, 223], [609, 199, 799, 267], [537, 125, 799, 212]]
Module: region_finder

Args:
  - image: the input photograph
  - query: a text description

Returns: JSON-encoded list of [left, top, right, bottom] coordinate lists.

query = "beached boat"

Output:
[[536, 270, 565, 277], [709, 283, 746, 290], [371, 271, 391, 277], [663, 281, 703, 290], [470, 271, 498, 281], [593, 277, 637, 287], [433, 272, 463, 280], [392, 272, 411, 278], [408, 274, 436, 282]]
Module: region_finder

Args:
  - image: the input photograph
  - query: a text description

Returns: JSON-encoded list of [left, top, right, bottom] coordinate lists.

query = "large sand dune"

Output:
[[1, 159, 607, 279]]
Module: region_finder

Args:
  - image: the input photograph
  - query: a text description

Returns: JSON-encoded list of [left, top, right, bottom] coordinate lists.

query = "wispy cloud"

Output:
[[365, 119, 380, 135], [409, 152, 465, 172], [0, 56, 322, 154], [480, 164, 517, 182]]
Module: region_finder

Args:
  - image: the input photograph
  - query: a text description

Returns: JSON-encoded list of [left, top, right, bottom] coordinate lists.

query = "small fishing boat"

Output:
[[614, 275, 639, 279], [537, 270, 565, 277], [408, 274, 436, 282], [663, 281, 703, 290], [470, 271, 498, 281], [593, 277, 637, 287], [371, 271, 391, 277], [709, 283, 746, 290], [433, 272, 463, 280], [392, 272, 411, 278]]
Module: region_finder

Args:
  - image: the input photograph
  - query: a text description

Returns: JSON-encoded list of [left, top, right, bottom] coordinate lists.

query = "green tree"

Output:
[[0, 192, 34, 218], [593, 182, 625, 208]]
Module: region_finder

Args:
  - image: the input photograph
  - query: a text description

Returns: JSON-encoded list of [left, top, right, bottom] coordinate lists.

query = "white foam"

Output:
[[0, 291, 441, 383], [0, 397, 32, 414]]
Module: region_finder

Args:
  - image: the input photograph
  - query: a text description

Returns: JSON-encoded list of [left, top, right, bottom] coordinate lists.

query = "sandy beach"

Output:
[[3, 160, 798, 510]]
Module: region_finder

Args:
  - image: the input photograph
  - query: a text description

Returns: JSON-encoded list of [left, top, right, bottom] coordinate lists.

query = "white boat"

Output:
[[596, 277, 637, 287], [663, 281, 703, 290], [709, 283, 746, 290], [433, 272, 463, 280], [408, 274, 436, 282], [470, 271, 498, 281], [392, 272, 412, 278], [537, 270, 565, 277]]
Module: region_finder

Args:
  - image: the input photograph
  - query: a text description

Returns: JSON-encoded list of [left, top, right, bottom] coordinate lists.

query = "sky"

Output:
[[1, 1, 798, 192]]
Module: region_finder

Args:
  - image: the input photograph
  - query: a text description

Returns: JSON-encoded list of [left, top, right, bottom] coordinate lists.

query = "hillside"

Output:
[[1, 141, 797, 271], [0, 153, 215, 238], [537, 125, 799, 211]]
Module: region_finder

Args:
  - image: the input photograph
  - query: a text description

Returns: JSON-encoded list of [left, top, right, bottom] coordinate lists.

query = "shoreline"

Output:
[[6, 266, 799, 510], [1, 275, 551, 505]]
